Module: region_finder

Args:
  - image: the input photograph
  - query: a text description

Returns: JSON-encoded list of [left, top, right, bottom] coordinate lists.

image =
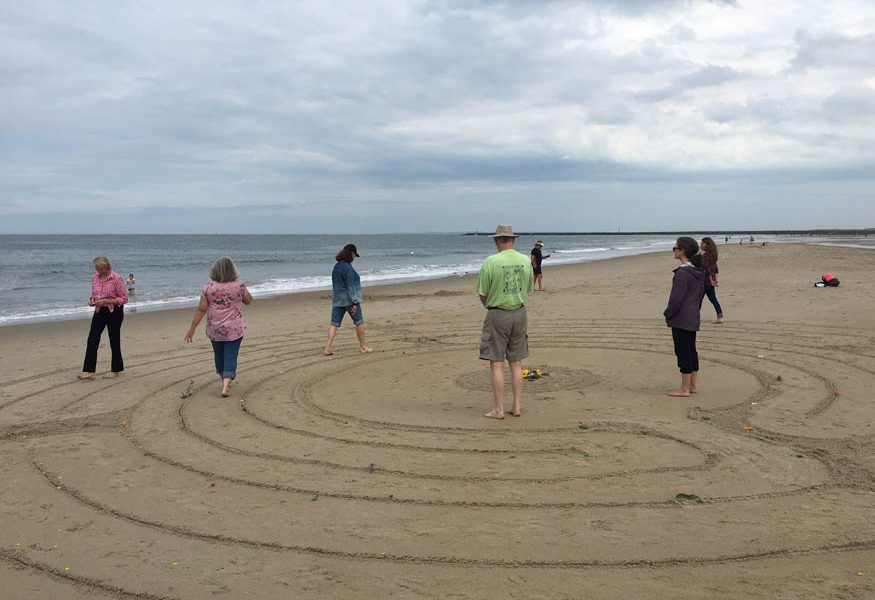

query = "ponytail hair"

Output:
[[676, 237, 703, 268]]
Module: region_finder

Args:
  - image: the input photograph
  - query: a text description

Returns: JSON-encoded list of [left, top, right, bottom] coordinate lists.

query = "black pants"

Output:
[[83, 306, 124, 373], [671, 327, 698, 374], [700, 284, 723, 318]]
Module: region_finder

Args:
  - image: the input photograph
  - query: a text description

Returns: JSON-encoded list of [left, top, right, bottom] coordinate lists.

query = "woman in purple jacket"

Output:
[[664, 237, 705, 397]]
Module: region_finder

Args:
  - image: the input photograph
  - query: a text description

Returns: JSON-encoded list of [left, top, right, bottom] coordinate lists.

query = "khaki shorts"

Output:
[[479, 306, 528, 362]]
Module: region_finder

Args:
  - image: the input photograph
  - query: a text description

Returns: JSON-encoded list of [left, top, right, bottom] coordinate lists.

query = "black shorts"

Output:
[[533, 267, 542, 275]]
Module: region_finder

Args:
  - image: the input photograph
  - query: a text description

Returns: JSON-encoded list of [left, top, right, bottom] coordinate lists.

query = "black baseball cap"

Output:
[[344, 243, 360, 257]]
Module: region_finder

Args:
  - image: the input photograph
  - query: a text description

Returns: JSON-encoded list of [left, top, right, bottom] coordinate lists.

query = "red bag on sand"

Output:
[[821, 274, 840, 287]]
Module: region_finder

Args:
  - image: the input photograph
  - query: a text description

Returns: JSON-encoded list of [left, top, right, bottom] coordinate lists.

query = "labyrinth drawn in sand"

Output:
[[1, 318, 874, 598]]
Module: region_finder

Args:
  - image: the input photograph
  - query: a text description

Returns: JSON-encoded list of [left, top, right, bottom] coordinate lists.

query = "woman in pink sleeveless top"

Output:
[[184, 257, 253, 397]]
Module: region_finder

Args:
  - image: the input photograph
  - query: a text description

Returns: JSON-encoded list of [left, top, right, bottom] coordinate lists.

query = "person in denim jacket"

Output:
[[324, 244, 374, 356]]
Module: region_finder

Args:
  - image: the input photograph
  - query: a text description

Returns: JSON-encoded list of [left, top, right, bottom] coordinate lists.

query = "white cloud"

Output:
[[1, 0, 875, 231]]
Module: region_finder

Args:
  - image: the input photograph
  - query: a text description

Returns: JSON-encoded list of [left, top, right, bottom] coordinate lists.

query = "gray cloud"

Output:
[[1, 0, 874, 232], [792, 31, 875, 71], [823, 86, 875, 119], [675, 64, 741, 89]]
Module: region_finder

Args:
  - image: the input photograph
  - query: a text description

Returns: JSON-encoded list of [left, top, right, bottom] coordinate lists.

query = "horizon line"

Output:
[[1, 228, 874, 236]]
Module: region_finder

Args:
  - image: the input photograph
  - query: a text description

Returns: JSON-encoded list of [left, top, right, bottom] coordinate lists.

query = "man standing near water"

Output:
[[530, 240, 551, 291], [477, 224, 534, 420]]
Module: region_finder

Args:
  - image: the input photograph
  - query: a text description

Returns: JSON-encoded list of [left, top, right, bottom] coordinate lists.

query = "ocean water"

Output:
[[0, 232, 868, 326]]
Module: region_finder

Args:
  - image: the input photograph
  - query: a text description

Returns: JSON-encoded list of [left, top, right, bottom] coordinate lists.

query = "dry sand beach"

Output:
[[1, 242, 874, 599]]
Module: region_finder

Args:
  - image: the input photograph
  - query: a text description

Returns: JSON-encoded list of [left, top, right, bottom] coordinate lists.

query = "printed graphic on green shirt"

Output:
[[502, 265, 526, 294]]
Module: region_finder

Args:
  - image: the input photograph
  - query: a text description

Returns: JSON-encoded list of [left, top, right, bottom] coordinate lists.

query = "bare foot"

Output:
[[508, 410, 521, 417], [324, 346, 334, 356], [713, 318, 724, 324], [360, 346, 374, 353], [689, 388, 697, 394], [77, 372, 96, 381], [667, 390, 691, 397], [484, 409, 505, 420]]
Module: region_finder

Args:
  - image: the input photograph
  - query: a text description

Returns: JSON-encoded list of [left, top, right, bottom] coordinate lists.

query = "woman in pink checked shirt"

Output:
[[78, 256, 128, 380]]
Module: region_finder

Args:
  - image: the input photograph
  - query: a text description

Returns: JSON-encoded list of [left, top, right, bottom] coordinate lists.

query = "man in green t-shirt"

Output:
[[476, 224, 534, 419]]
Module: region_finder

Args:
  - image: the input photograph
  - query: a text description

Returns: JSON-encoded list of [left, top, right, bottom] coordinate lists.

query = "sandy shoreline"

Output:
[[1, 242, 873, 599]]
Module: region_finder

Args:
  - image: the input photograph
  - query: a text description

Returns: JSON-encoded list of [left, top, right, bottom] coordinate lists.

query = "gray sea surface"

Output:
[[1, 232, 869, 326]]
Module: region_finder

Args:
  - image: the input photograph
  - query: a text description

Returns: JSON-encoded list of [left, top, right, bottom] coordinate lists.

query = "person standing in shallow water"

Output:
[[79, 256, 128, 380], [477, 224, 533, 419], [184, 257, 252, 398], [663, 237, 705, 397], [324, 244, 373, 356], [700, 237, 724, 324]]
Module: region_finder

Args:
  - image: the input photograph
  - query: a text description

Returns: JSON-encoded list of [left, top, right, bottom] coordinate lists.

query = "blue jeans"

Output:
[[331, 305, 363, 327], [701, 284, 723, 318], [211, 337, 243, 379]]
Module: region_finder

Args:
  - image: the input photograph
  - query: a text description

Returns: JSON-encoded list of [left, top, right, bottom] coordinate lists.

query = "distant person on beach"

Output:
[[724, 235, 729, 244], [184, 257, 252, 397], [324, 244, 373, 356], [749, 235, 755, 245], [477, 224, 534, 419], [700, 237, 724, 324], [530, 240, 551, 291], [126, 273, 136, 296], [79, 256, 128, 380], [663, 237, 705, 397]]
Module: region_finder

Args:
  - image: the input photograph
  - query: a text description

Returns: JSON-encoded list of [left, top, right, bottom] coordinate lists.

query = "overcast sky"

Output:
[[2, 0, 875, 233]]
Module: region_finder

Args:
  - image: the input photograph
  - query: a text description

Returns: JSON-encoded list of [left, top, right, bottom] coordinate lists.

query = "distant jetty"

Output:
[[463, 229, 874, 236]]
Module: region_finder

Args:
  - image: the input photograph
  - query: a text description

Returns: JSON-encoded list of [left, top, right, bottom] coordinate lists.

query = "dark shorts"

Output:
[[479, 306, 528, 362], [331, 304, 363, 327], [533, 267, 542, 275]]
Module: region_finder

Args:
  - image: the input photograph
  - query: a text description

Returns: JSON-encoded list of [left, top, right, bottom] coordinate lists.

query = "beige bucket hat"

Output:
[[488, 224, 519, 238]]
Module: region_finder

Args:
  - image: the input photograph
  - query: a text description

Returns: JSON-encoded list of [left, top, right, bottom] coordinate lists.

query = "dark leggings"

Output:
[[701, 284, 723, 317], [671, 327, 698, 374], [83, 306, 124, 373]]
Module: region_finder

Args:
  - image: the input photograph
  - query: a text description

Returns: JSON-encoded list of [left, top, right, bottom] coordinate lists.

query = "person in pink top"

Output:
[[184, 257, 253, 397], [79, 256, 128, 380]]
